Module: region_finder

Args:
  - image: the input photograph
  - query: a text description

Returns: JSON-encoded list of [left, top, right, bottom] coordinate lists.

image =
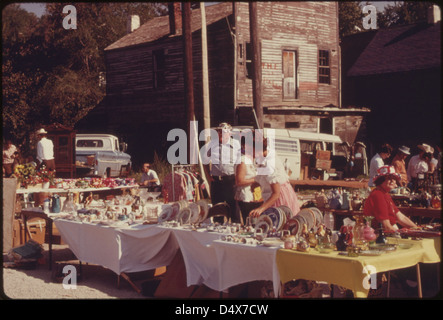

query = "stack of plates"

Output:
[[255, 207, 288, 233], [177, 207, 192, 225]]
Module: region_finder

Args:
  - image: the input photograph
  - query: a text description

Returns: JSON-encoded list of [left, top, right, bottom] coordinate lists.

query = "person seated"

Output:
[[139, 163, 161, 192], [364, 165, 419, 233]]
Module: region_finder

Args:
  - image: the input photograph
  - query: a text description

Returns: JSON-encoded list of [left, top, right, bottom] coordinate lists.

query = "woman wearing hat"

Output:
[[363, 165, 418, 232], [391, 146, 410, 187]]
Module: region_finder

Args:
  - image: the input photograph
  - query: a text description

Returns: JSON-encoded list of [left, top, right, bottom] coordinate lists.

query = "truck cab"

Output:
[[75, 134, 131, 178]]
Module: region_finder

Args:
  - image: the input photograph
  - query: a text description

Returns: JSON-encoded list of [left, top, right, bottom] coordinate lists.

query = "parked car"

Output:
[[75, 134, 131, 178]]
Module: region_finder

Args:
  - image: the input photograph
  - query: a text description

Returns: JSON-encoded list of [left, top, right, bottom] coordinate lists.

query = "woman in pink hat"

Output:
[[363, 165, 419, 232]]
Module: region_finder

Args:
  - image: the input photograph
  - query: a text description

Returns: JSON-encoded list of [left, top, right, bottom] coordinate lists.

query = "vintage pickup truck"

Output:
[[75, 134, 131, 178]]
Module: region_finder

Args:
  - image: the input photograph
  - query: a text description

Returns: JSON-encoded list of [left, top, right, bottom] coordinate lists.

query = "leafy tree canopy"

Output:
[[2, 2, 167, 158]]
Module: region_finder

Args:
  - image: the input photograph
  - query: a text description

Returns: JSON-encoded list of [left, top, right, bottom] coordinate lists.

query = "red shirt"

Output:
[[363, 188, 399, 227]]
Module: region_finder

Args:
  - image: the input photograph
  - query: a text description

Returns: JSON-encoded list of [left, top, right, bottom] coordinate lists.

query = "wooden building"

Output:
[[77, 2, 369, 163]]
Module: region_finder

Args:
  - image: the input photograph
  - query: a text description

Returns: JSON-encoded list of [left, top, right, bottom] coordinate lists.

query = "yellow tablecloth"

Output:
[[276, 238, 440, 298]]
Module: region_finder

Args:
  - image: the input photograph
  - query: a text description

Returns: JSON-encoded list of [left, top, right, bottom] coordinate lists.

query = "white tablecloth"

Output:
[[212, 240, 281, 296], [54, 220, 282, 295], [54, 220, 179, 275], [171, 228, 222, 290]]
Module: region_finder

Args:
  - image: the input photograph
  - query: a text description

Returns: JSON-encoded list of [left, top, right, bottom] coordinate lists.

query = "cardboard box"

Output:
[[316, 150, 331, 160], [315, 159, 332, 170]]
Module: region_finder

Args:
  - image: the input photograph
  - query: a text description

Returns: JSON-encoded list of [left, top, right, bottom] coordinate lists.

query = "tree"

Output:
[[377, 1, 435, 28], [338, 2, 364, 39], [2, 2, 167, 158]]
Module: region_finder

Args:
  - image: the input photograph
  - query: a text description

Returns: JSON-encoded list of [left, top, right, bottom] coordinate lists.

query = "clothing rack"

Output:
[[171, 164, 198, 201]]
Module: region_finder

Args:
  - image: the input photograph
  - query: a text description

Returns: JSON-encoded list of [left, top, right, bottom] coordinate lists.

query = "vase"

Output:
[[42, 181, 50, 189]]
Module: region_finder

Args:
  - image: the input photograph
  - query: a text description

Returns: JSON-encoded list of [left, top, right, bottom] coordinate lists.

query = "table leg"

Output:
[[46, 218, 53, 270], [119, 272, 141, 294], [416, 264, 423, 298], [387, 271, 390, 298]]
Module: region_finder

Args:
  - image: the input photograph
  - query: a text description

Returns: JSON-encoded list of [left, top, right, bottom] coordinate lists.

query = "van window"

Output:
[[77, 140, 103, 148], [275, 139, 298, 153]]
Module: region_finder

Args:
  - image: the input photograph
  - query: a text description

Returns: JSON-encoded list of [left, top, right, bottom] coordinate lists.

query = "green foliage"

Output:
[[2, 2, 167, 158], [338, 2, 364, 38]]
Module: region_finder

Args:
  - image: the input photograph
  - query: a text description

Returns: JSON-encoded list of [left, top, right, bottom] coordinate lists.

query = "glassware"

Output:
[[363, 216, 377, 243], [353, 215, 367, 249], [375, 223, 387, 244], [62, 192, 77, 214]]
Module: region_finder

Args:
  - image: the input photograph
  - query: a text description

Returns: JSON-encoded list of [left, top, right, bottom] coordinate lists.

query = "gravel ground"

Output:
[[2, 244, 152, 300], [2, 244, 439, 300]]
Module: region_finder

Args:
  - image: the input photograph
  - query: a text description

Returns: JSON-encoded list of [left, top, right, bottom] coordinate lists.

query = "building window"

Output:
[[318, 50, 330, 84], [153, 49, 165, 89]]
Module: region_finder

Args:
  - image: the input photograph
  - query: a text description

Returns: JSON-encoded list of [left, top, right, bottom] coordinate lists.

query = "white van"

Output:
[[268, 129, 342, 180], [230, 127, 342, 180]]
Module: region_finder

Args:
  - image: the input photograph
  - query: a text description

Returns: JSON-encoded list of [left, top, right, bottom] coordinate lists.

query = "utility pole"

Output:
[[182, 2, 197, 165], [249, 2, 263, 129], [201, 3, 210, 133], [182, 2, 194, 125]]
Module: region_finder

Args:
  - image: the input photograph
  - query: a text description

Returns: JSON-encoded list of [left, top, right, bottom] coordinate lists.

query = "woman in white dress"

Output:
[[249, 137, 301, 218]]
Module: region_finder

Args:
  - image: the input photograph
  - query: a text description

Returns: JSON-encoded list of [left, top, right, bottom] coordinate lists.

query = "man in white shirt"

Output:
[[203, 123, 241, 223], [368, 144, 392, 187], [36, 128, 55, 171], [139, 163, 161, 191], [407, 143, 433, 191]]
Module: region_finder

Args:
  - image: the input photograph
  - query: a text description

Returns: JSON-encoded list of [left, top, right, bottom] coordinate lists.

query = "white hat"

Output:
[[36, 128, 48, 135], [417, 143, 434, 154], [218, 122, 232, 132], [398, 146, 410, 155]]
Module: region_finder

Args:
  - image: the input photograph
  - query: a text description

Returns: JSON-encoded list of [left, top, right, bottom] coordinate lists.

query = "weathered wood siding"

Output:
[[235, 2, 339, 108], [104, 17, 234, 129]]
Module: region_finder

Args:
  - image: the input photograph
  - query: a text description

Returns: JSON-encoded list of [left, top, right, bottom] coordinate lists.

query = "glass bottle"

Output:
[[62, 192, 77, 214], [375, 223, 387, 244]]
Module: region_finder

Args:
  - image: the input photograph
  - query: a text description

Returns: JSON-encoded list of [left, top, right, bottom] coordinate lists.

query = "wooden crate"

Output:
[[315, 159, 332, 170], [316, 150, 331, 160]]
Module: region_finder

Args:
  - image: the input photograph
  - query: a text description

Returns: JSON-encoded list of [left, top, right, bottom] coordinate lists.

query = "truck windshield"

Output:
[[77, 140, 104, 148]]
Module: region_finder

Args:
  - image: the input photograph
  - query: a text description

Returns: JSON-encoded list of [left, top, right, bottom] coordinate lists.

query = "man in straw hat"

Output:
[[391, 146, 410, 187], [35, 128, 55, 171], [363, 165, 419, 232], [406, 143, 433, 191]]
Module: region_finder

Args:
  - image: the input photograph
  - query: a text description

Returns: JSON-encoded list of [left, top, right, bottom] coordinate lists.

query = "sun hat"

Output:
[[417, 143, 434, 154], [398, 145, 410, 155], [35, 128, 48, 135], [373, 165, 401, 185], [218, 122, 232, 132]]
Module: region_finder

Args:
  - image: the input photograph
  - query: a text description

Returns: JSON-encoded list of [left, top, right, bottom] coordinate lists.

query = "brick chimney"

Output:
[[168, 2, 182, 35], [127, 15, 140, 34], [428, 5, 441, 24]]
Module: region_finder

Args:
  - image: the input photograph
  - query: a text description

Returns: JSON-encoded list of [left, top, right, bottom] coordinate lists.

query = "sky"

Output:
[[18, 1, 394, 18]]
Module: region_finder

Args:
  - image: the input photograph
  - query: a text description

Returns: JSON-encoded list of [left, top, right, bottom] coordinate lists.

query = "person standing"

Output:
[[391, 145, 410, 187], [3, 139, 18, 177], [203, 122, 241, 223], [139, 162, 161, 192], [368, 143, 393, 187], [407, 143, 434, 191], [36, 128, 55, 171], [234, 143, 263, 225], [249, 136, 301, 218]]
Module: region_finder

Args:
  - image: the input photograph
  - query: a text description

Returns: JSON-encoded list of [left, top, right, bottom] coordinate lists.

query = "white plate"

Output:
[[261, 239, 283, 248], [188, 202, 200, 224], [360, 250, 384, 256]]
